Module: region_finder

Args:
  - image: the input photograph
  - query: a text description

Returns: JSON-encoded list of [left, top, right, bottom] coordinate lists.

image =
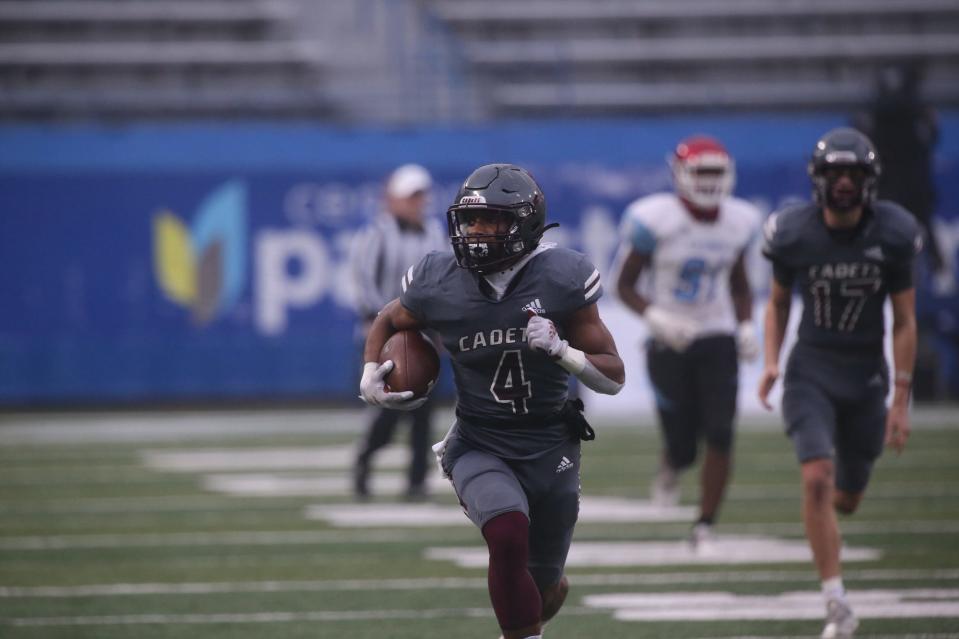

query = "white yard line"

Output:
[[427, 538, 880, 569], [0, 494, 298, 515], [0, 529, 426, 550], [303, 497, 696, 527], [142, 446, 407, 472], [0, 406, 952, 445], [700, 635, 959, 639], [728, 483, 959, 500], [3, 519, 959, 551], [584, 589, 959, 622], [6, 606, 511, 626], [704, 636, 959, 639], [3, 569, 959, 598], [0, 410, 378, 444], [8, 587, 959, 627], [202, 471, 453, 497]]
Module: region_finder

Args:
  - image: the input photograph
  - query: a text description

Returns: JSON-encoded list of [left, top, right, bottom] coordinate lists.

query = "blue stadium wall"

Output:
[[2, 114, 957, 405]]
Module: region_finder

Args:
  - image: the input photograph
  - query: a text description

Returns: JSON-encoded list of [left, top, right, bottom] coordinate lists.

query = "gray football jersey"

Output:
[[401, 246, 602, 459], [762, 200, 922, 358]]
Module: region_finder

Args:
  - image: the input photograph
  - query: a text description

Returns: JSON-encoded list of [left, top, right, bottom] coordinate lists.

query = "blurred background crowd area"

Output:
[[1, 0, 958, 408]]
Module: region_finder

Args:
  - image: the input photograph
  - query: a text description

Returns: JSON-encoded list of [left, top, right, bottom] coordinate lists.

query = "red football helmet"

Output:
[[670, 135, 736, 218]]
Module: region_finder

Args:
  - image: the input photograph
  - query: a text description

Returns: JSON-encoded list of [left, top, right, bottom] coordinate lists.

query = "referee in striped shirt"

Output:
[[349, 164, 449, 501]]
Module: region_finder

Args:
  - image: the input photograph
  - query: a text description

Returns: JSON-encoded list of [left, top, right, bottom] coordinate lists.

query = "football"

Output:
[[379, 329, 440, 399]]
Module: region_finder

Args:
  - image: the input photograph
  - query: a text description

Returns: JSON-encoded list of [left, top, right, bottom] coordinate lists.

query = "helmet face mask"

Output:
[[670, 136, 735, 215], [447, 164, 549, 274], [808, 128, 881, 214], [449, 208, 524, 270]]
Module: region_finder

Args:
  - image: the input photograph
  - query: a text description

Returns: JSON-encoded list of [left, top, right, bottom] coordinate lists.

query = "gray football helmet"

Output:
[[447, 164, 555, 273]]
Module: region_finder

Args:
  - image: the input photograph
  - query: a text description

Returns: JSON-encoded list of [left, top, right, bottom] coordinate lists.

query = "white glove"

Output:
[[359, 361, 428, 411], [526, 314, 568, 358], [736, 321, 760, 362], [644, 305, 699, 352]]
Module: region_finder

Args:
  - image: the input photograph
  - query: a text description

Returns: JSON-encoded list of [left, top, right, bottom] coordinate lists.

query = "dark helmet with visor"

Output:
[[808, 127, 882, 212], [447, 164, 555, 273]]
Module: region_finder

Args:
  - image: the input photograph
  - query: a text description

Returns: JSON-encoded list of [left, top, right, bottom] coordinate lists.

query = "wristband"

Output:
[[894, 370, 913, 388]]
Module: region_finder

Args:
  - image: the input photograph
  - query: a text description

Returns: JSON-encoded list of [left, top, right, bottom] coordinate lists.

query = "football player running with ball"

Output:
[[359, 164, 624, 639], [616, 135, 762, 550], [759, 128, 922, 639]]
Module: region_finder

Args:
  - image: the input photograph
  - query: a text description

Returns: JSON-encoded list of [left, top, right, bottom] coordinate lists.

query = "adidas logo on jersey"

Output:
[[863, 246, 885, 261], [555, 456, 574, 474], [521, 298, 546, 315]]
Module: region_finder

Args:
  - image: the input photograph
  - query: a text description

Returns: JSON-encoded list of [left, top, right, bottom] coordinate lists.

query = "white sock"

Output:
[[822, 576, 845, 601]]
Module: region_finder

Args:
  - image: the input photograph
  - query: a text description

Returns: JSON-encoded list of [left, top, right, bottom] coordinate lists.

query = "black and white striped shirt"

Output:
[[349, 212, 449, 321]]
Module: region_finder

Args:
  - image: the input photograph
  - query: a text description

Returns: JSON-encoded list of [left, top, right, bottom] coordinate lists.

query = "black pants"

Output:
[[646, 335, 738, 470], [357, 399, 434, 489]]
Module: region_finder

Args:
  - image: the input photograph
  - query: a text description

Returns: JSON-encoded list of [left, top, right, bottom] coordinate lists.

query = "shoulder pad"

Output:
[[874, 200, 923, 262], [727, 197, 763, 226], [537, 247, 603, 308], [402, 251, 452, 293], [621, 194, 682, 253], [761, 202, 815, 266]]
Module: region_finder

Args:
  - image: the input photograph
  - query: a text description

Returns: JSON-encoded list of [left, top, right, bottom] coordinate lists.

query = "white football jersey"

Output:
[[619, 193, 761, 336]]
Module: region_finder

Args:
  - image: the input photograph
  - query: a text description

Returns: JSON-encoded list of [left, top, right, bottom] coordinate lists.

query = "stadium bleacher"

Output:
[[2, 0, 958, 121], [0, 0, 333, 119], [429, 0, 959, 115]]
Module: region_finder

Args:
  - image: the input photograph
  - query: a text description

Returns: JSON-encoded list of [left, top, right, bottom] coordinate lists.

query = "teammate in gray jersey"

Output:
[[759, 128, 921, 639], [359, 164, 625, 639]]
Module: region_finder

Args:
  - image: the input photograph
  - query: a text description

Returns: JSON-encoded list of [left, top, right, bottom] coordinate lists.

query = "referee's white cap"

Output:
[[387, 164, 432, 199]]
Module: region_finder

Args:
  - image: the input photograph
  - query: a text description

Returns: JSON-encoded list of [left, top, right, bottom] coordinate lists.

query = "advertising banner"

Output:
[[1, 116, 956, 409]]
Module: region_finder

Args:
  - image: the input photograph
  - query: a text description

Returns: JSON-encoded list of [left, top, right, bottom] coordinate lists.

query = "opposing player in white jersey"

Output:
[[616, 135, 761, 547]]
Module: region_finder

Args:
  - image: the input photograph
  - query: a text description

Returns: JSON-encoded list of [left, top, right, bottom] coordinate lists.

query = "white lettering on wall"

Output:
[[255, 230, 330, 335]]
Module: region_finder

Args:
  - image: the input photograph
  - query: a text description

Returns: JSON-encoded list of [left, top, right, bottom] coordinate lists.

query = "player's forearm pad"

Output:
[[557, 346, 624, 395]]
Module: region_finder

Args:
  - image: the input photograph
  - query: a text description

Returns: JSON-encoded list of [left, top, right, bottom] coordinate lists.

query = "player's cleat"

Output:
[[689, 522, 716, 555], [821, 597, 859, 638], [404, 484, 429, 502], [352, 460, 370, 501], [650, 465, 680, 507]]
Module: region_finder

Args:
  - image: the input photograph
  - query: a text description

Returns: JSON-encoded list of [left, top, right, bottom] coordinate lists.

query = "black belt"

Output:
[[457, 399, 595, 441]]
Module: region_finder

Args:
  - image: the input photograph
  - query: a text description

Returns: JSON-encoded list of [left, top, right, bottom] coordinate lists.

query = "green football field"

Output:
[[1, 407, 957, 639]]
